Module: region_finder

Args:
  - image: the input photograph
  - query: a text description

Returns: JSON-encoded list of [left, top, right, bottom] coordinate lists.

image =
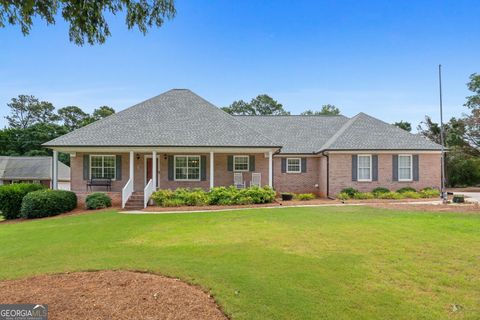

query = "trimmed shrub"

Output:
[[85, 192, 112, 210], [336, 192, 350, 201], [295, 193, 316, 201], [419, 188, 440, 198], [340, 187, 359, 197], [242, 186, 275, 204], [401, 191, 421, 199], [377, 191, 405, 200], [163, 198, 186, 207], [0, 183, 44, 219], [397, 187, 416, 193], [372, 187, 390, 195], [151, 189, 174, 206], [352, 192, 375, 200], [20, 189, 77, 219], [151, 186, 276, 207], [174, 188, 209, 206]]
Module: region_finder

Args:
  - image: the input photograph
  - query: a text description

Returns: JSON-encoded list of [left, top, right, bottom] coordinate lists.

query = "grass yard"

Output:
[[0, 206, 479, 319]]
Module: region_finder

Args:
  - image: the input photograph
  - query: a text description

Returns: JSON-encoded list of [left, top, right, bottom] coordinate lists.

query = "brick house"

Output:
[[43, 89, 442, 208]]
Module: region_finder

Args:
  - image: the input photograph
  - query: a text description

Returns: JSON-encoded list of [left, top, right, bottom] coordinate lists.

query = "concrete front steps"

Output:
[[124, 191, 145, 210]]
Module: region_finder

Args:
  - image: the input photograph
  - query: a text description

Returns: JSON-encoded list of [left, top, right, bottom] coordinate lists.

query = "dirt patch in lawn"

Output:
[[0, 270, 227, 320]]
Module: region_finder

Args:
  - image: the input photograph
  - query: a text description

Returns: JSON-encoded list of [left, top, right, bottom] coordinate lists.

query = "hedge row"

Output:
[[151, 186, 276, 207], [0, 183, 45, 219], [20, 189, 77, 219], [337, 187, 440, 200], [85, 192, 112, 210]]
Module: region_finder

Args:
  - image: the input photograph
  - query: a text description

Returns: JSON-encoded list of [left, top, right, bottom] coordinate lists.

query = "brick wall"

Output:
[[273, 157, 321, 195], [328, 153, 441, 196]]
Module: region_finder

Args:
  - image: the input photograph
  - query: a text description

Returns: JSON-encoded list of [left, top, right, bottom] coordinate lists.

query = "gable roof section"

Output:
[[320, 113, 442, 151], [44, 89, 279, 148], [0, 157, 70, 181], [236, 115, 349, 153]]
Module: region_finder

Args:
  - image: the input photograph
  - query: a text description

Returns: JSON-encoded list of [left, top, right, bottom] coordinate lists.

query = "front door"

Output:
[[146, 158, 159, 187]]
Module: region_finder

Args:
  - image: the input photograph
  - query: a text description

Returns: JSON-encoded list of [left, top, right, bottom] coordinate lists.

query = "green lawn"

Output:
[[1, 207, 479, 319]]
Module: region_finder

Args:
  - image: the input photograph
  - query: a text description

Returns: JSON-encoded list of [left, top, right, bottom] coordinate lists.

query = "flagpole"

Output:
[[438, 64, 447, 203]]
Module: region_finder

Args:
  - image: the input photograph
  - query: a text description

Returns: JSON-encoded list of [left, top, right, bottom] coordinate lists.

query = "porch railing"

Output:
[[144, 178, 154, 208], [121, 178, 133, 209]]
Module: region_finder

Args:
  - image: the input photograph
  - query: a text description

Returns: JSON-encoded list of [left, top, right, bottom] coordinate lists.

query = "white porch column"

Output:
[[129, 151, 134, 182], [152, 150, 157, 189], [210, 152, 214, 189], [268, 151, 273, 188], [52, 150, 58, 190]]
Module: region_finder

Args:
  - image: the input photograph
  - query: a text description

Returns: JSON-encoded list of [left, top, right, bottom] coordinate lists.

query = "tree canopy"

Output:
[[1, 95, 116, 165], [0, 0, 176, 45], [301, 105, 341, 116], [393, 121, 412, 132], [222, 95, 290, 115]]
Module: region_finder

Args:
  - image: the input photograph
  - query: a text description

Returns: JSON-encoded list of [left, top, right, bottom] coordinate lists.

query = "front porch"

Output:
[[52, 147, 276, 209]]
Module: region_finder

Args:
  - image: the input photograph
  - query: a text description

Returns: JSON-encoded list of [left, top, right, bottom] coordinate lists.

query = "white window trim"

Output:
[[174, 155, 201, 181], [398, 154, 413, 182], [357, 154, 372, 182], [89, 155, 116, 180], [286, 158, 302, 173], [233, 155, 249, 172]]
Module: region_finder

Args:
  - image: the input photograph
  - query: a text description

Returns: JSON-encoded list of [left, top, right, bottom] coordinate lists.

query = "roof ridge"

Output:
[[42, 89, 187, 147], [317, 113, 360, 152], [234, 114, 347, 118], [186, 91, 281, 146]]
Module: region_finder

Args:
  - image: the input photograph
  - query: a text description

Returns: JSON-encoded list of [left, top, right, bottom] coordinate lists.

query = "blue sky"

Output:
[[0, 0, 479, 130]]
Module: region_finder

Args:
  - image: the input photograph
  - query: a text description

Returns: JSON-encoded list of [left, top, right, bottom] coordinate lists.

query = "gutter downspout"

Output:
[[322, 151, 335, 200]]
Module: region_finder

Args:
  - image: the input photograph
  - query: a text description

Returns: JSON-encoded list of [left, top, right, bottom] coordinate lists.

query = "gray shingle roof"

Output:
[[238, 112, 441, 153], [43, 89, 441, 153], [0, 157, 70, 181], [44, 89, 278, 148], [320, 113, 442, 151], [235, 115, 349, 153]]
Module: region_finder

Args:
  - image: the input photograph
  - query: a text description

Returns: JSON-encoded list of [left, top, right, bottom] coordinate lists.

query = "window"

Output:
[[175, 155, 200, 181], [286, 158, 301, 173], [233, 155, 249, 171], [357, 155, 372, 181], [398, 155, 412, 181], [90, 155, 116, 179]]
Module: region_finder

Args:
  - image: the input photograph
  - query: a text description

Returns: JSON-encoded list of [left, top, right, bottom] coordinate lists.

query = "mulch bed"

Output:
[[0, 270, 227, 320]]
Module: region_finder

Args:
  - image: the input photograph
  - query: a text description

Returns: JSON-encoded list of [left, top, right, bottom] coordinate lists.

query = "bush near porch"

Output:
[[151, 186, 276, 207], [20, 190, 77, 219]]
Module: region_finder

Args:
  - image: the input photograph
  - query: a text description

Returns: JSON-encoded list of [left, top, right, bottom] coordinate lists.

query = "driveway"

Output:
[[456, 192, 480, 203]]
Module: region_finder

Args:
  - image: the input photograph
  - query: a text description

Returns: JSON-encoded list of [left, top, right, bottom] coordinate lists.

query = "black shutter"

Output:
[[115, 155, 122, 180], [301, 158, 307, 173], [168, 156, 174, 181], [201, 155, 207, 181], [249, 155, 255, 171], [352, 155, 358, 181], [227, 156, 233, 171], [372, 155, 378, 181], [392, 155, 398, 181], [83, 154, 90, 180], [281, 158, 286, 173], [413, 154, 419, 181]]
